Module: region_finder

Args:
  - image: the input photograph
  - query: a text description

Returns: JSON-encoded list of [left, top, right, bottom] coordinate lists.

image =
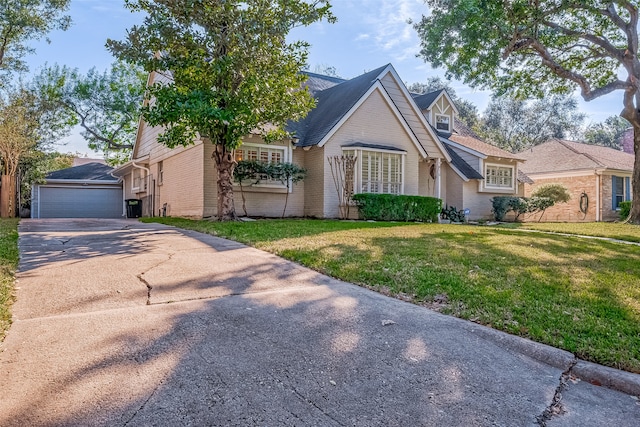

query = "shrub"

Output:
[[532, 184, 571, 203], [620, 201, 632, 220], [440, 205, 466, 222], [352, 194, 441, 222], [491, 196, 554, 221]]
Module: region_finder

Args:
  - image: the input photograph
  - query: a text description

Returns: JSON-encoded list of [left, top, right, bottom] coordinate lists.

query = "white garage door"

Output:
[[37, 186, 123, 218]]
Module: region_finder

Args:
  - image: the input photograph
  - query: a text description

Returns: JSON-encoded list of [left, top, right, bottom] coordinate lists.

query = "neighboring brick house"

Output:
[[113, 64, 526, 220], [621, 127, 634, 155], [519, 139, 634, 222]]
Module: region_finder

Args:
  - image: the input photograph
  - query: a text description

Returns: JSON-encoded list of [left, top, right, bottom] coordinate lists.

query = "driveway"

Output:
[[1, 219, 638, 426]]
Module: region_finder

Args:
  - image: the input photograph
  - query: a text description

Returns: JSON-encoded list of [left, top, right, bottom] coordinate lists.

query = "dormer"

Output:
[[412, 89, 459, 134]]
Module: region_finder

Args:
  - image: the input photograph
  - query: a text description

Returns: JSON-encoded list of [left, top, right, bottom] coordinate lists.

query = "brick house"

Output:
[[519, 139, 634, 222], [113, 64, 526, 220]]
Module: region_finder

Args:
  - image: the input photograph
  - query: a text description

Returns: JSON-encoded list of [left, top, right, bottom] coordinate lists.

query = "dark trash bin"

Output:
[[125, 199, 142, 218]]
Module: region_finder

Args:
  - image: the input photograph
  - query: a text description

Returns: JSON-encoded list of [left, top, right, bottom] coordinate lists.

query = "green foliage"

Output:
[[0, 0, 71, 83], [477, 95, 585, 152], [532, 184, 571, 204], [107, 0, 334, 219], [0, 218, 19, 342], [33, 61, 146, 159], [18, 151, 74, 210], [440, 205, 465, 222], [492, 196, 555, 222], [583, 116, 630, 150], [620, 201, 632, 220], [352, 193, 441, 222]]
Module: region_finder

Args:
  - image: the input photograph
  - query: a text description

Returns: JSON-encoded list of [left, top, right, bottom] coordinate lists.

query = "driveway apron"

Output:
[[0, 219, 638, 426]]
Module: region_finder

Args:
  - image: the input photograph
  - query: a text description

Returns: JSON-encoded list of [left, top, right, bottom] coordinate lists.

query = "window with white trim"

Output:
[[343, 148, 404, 195], [234, 143, 288, 186], [435, 114, 450, 132], [485, 164, 514, 189]]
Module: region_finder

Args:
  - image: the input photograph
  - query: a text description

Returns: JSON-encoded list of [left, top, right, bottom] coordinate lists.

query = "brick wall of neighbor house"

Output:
[[524, 174, 597, 222], [321, 88, 423, 218], [155, 144, 206, 218], [601, 173, 629, 222]]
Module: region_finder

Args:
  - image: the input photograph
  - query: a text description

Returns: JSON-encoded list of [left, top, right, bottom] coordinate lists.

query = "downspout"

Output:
[[132, 161, 152, 217]]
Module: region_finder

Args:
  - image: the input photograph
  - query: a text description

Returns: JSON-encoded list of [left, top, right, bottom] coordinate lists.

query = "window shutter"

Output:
[[625, 177, 631, 201], [612, 176, 616, 210]]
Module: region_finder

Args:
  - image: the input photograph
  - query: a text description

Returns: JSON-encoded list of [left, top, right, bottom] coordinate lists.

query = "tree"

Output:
[[107, 0, 334, 221], [583, 115, 630, 149], [414, 1, 640, 222], [477, 94, 585, 153], [407, 77, 479, 129], [33, 61, 147, 160], [18, 151, 73, 214], [0, 0, 71, 84], [268, 162, 306, 218]]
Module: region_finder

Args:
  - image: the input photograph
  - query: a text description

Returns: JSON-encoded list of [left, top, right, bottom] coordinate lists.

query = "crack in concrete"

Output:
[[536, 357, 578, 426], [122, 380, 163, 426], [288, 383, 346, 426], [136, 252, 175, 305]]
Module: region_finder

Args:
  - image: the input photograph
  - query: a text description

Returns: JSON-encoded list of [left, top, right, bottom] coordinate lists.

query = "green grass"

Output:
[[498, 221, 640, 243], [0, 219, 19, 342], [143, 217, 640, 373]]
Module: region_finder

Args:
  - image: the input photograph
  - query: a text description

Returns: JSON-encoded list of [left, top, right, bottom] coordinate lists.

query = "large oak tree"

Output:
[[415, 1, 640, 223], [107, 0, 334, 220], [0, 0, 71, 84]]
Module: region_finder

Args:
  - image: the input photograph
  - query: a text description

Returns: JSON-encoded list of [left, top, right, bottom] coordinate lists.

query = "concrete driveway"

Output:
[[1, 219, 638, 426]]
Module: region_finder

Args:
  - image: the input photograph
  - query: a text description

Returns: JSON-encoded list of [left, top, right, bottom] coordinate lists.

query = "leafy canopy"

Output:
[[0, 0, 71, 83], [477, 94, 585, 153], [33, 62, 147, 158], [107, 0, 335, 151]]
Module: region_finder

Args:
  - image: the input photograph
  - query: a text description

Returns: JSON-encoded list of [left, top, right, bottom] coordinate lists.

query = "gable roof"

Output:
[[519, 138, 634, 174], [46, 163, 118, 182], [411, 90, 443, 110], [288, 65, 390, 148], [440, 140, 484, 180]]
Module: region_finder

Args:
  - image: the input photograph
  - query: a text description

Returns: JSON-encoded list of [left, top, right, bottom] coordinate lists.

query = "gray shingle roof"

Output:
[[440, 139, 484, 180], [302, 72, 345, 95], [288, 64, 390, 148], [46, 163, 118, 181], [412, 90, 444, 110]]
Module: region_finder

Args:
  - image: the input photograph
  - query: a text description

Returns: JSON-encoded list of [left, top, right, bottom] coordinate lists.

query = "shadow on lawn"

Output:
[[1, 222, 573, 426]]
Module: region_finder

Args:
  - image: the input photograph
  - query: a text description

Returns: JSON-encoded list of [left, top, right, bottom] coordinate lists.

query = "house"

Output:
[[519, 139, 634, 222], [31, 162, 124, 219], [113, 64, 525, 221]]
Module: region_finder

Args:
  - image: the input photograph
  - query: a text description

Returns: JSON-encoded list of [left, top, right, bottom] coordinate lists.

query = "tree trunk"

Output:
[[1, 175, 16, 218], [213, 143, 238, 221], [630, 125, 640, 224]]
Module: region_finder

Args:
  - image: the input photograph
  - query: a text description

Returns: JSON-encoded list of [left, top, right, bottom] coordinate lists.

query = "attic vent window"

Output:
[[436, 114, 450, 132]]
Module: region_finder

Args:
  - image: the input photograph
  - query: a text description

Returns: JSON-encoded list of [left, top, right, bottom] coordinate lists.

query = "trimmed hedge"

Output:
[[620, 201, 632, 220], [491, 196, 554, 221], [352, 194, 441, 222]]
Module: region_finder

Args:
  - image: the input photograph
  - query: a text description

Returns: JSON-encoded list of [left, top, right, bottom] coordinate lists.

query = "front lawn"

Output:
[[0, 219, 19, 342], [143, 218, 640, 373], [502, 221, 640, 243]]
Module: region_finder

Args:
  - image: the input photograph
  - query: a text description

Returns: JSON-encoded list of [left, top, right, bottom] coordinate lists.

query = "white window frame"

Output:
[[131, 168, 148, 192], [483, 163, 515, 192], [342, 147, 406, 196], [234, 142, 290, 189], [435, 114, 451, 132]]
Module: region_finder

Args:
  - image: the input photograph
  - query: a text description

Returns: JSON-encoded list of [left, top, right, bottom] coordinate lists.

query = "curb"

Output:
[[466, 321, 640, 397]]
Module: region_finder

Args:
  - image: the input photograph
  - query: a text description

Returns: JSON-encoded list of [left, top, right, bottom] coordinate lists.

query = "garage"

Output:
[[31, 163, 124, 219]]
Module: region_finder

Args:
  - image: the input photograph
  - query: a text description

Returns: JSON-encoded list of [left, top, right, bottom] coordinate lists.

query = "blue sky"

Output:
[[25, 0, 623, 156]]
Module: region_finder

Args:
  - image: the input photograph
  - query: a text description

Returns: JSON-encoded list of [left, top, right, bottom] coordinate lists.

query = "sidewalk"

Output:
[[0, 219, 638, 426]]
